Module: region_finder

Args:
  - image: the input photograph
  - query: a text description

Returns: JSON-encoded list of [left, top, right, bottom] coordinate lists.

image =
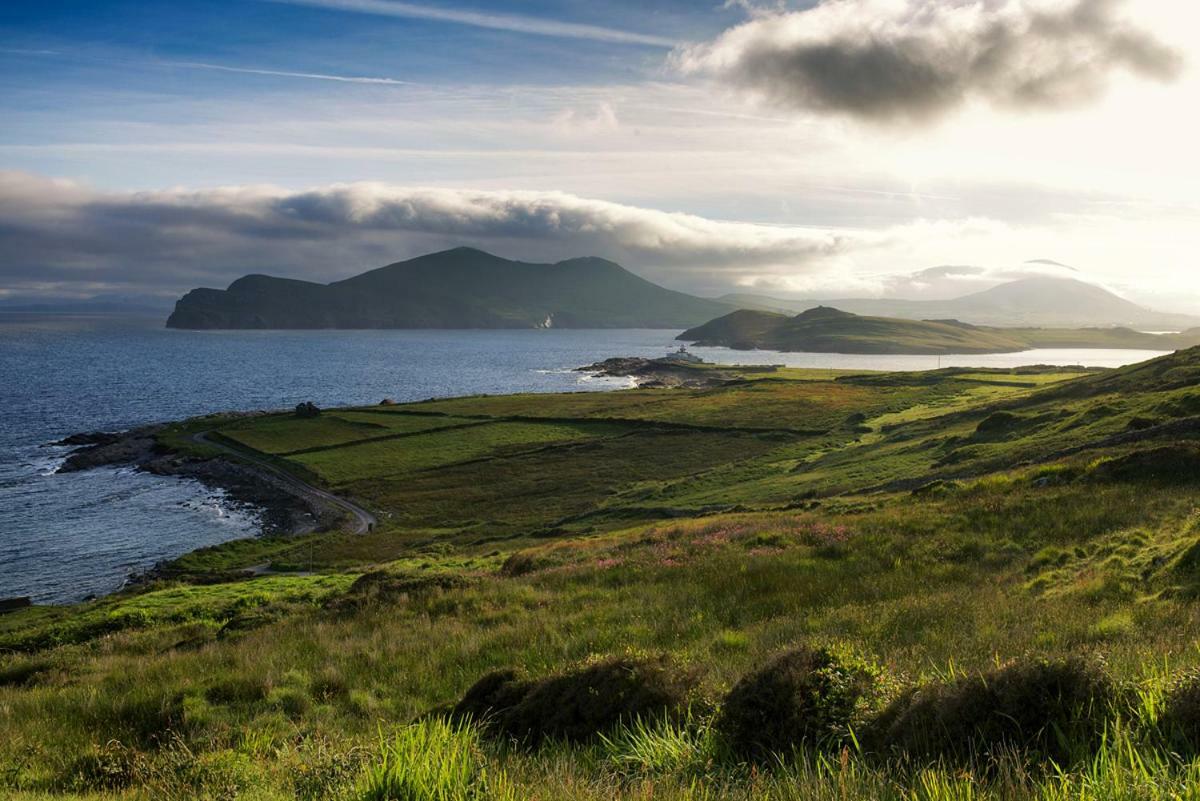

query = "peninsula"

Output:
[[166, 247, 730, 330], [678, 306, 1200, 354]]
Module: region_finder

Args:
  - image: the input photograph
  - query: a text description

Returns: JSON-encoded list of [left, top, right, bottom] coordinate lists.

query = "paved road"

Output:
[[191, 431, 378, 535]]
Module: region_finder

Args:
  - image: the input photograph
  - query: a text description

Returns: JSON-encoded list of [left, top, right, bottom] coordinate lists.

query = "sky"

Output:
[[0, 0, 1197, 310]]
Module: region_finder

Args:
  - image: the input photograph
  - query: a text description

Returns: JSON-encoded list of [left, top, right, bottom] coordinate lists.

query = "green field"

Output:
[[7, 354, 1200, 799]]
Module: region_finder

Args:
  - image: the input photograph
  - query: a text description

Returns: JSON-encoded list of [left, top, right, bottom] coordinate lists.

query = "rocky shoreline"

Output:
[[54, 423, 344, 545], [577, 356, 748, 389]]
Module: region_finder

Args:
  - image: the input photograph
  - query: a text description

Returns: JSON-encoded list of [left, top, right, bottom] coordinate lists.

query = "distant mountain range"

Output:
[[0, 295, 172, 315], [678, 306, 1200, 355], [166, 247, 729, 330], [718, 277, 1200, 331], [165, 248, 1199, 333]]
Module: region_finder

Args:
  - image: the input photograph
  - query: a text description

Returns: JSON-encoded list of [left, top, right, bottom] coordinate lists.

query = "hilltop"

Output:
[[166, 247, 731, 330], [679, 306, 1200, 354], [720, 276, 1200, 330]]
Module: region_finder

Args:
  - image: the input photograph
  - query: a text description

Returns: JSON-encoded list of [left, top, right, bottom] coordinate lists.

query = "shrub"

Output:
[[63, 740, 142, 792], [329, 570, 473, 612], [89, 690, 188, 746], [1088, 445, 1200, 485], [205, 675, 268, 705], [269, 686, 312, 718], [451, 657, 697, 745], [295, 401, 321, 418], [311, 666, 350, 703], [1158, 670, 1200, 755], [0, 658, 52, 688], [499, 551, 550, 577], [716, 646, 878, 760], [451, 668, 529, 727], [975, 411, 1022, 436], [869, 657, 1118, 767]]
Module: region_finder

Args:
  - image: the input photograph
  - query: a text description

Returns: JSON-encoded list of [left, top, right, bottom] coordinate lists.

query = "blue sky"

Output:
[[1, 0, 1197, 307]]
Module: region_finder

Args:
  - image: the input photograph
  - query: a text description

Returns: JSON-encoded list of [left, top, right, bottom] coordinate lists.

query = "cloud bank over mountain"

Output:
[[0, 171, 875, 297], [2, 171, 1194, 309], [677, 0, 1183, 123]]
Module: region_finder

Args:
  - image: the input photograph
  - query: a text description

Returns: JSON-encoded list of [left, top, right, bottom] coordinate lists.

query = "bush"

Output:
[[1088, 445, 1200, 485], [1159, 670, 1200, 755], [311, 666, 350, 703], [716, 646, 878, 760], [869, 657, 1118, 767], [0, 658, 52, 687], [499, 551, 550, 577], [63, 740, 142, 792], [452, 668, 529, 726], [88, 691, 188, 746], [451, 657, 697, 745], [205, 675, 268, 705], [975, 411, 1022, 436], [294, 401, 321, 418], [331, 570, 472, 611], [269, 686, 312, 718]]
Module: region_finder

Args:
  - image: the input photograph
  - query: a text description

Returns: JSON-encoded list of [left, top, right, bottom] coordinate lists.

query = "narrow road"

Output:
[[191, 431, 378, 535]]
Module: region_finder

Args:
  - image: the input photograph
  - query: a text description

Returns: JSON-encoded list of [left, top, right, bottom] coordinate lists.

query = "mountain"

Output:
[[679, 307, 1032, 354], [166, 248, 733, 330], [678, 306, 1200, 355], [716, 277, 1200, 330], [0, 294, 173, 315]]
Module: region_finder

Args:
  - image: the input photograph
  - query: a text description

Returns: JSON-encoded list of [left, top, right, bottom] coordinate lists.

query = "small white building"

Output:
[[663, 344, 705, 364]]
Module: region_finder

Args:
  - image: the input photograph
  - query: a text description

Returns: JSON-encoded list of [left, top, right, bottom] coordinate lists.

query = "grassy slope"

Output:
[[6, 354, 1200, 798]]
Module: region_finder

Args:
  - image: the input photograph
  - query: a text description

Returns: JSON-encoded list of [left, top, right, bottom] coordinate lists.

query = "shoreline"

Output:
[[53, 421, 349, 590]]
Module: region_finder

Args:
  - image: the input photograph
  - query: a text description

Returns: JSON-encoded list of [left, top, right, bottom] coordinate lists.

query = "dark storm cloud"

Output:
[[677, 0, 1183, 123]]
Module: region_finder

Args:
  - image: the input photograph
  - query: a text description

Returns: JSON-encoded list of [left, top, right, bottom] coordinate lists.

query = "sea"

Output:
[[0, 313, 1174, 604]]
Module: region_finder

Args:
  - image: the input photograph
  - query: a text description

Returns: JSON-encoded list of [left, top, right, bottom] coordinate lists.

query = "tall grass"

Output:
[[358, 719, 516, 801]]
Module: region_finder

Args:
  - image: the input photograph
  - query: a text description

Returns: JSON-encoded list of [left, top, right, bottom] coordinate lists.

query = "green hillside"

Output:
[[166, 247, 732, 329], [679, 306, 1200, 354], [10, 350, 1200, 798]]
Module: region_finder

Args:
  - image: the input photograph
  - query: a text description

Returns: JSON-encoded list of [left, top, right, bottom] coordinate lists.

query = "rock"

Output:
[[51, 431, 121, 447], [0, 597, 32, 614], [57, 425, 164, 472], [577, 356, 740, 389], [294, 401, 321, 418]]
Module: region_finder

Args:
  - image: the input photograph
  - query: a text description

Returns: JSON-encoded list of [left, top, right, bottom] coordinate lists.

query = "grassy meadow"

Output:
[[6, 353, 1200, 799]]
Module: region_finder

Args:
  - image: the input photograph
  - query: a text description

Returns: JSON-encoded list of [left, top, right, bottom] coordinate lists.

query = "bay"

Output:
[[0, 313, 1171, 603]]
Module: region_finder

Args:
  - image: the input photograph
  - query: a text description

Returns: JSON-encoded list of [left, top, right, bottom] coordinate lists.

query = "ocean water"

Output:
[[0, 313, 1173, 604]]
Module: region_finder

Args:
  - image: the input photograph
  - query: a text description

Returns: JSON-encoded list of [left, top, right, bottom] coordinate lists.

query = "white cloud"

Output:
[[676, 0, 1183, 124]]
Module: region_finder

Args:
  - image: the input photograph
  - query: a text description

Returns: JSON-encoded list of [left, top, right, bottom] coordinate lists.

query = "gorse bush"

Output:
[[358, 718, 515, 801], [716, 646, 879, 760], [451, 657, 697, 745], [869, 656, 1119, 767]]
